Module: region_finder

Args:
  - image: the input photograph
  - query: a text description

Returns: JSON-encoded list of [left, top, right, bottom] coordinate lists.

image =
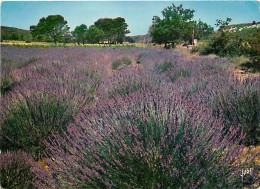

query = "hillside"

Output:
[[1, 26, 32, 41], [128, 34, 152, 43]]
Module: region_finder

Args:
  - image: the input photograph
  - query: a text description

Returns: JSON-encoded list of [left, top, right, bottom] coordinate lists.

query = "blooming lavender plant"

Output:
[[1, 151, 36, 189], [34, 88, 255, 188], [1, 46, 258, 188]]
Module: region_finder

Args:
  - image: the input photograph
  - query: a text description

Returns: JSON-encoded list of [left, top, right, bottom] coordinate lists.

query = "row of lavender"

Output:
[[1, 46, 259, 188]]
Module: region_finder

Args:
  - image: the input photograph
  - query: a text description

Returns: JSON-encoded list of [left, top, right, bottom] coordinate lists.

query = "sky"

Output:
[[1, 1, 260, 36]]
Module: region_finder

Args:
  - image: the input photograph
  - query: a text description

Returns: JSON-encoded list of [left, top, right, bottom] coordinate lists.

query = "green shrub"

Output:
[[1, 151, 36, 189], [245, 30, 260, 71], [112, 56, 132, 70], [136, 52, 145, 64], [191, 44, 212, 55], [213, 85, 260, 145], [155, 60, 175, 73], [0, 75, 15, 95], [1, 94, 74, 159], [169, 68, 191, 82]]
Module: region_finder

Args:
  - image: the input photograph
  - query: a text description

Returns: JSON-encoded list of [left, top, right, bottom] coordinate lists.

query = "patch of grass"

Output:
[[0, 75, 15, 95], [112, 56, 132, 70], [155, 60, 175, 73], [229, 56, 250, 69]]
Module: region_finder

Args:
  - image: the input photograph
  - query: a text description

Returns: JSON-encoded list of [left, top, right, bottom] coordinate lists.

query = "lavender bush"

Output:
[[1, 151, 36, 189], [34, 88, 256, 188], [1, 90, 75, 159], [99, 68, 164, 100], [212, 78, 260, 145], [1, 46, 259, 188]]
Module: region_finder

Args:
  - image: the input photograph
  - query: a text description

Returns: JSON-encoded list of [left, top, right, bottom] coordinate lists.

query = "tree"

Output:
[[72, 24, 87, 45], [150, 4, 195, 48], [30, 15, 69, 44], [125, 36, 135, 43], [94, 17, 130, 44], [215, 17, 232, 31], [195, 20, 214, 40], [113, 17, 130, 44], [86, 26, 104, 44], [10, 31, 19, 40]]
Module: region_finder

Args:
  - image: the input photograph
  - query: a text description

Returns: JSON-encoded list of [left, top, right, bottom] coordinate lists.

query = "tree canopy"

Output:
[[216, 17, 232, 31], [195, 20, 214, 40], [150, 4, 195, 47], [94, 17, 130, 44], [72, 24, 88, 45], [30, 15, 70, 44], [86, 26, 104, 44]]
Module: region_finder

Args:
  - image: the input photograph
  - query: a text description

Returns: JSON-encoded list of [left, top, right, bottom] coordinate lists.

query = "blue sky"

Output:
[[1, 1, 260, 36]]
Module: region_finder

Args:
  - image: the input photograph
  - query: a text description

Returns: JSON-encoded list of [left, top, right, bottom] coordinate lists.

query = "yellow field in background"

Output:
[[0, 40, 157, 48]]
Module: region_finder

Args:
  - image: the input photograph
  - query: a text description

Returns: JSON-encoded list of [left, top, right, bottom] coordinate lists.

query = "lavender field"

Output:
[[1, 46, 259, 188]]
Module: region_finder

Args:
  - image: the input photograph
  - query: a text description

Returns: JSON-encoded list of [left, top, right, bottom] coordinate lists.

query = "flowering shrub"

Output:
[[99, 68, 163, 100], [34, 88, 255, 188], [1, 151, 36, 189], [155, 60, 175, 73], [212, 78, 260, 145], [136, 52, 146, 64], [1, 46, 258, 188], [1, 90, 75, 159]]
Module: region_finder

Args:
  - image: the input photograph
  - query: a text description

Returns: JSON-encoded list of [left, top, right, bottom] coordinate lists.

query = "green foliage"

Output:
[[198, 22, 260, 71], [30, 15, 70, 44], [72, 24, 88, 45], [86, 26, 104, 44], [205, 31, 243, 57], [125, 36, 135, 43], [112, 56, 132, 70], [1, 26, 32, 42], [213, 85, 260, 145], [195, 20, 214, 40], [191, 44, 210, 55], [243, 29, 260, 71], [215, 17, 232, 31], [0, 75, 15, 95], [1, 95, 74, 159], [1, 151, 36, 189], [94, 17, 130, 44], [150, 4, 195, 47], [155, 60, 174, 73]]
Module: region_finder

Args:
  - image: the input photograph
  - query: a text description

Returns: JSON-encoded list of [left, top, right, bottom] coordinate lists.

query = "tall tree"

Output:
[[94, 17, 129, 44], [195, 20, 214, 40], [113, 17, 130, 44], [86, 26, 104, 44], [150, 4, 195, 48], [30, 15, 69, 44], [72, 24, 87, 45]]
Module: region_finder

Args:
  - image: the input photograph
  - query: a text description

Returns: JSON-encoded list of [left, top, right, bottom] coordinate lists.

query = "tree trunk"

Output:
[[53, 36, 57, 44]]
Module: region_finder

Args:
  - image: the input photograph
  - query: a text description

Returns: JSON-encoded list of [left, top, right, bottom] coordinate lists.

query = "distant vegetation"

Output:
[[1, 3, 259, 71], [1, 26, 33, 42], [150, 4, 214, 48], [1, 15, 130, 45], [192, 17, 260, 72]]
